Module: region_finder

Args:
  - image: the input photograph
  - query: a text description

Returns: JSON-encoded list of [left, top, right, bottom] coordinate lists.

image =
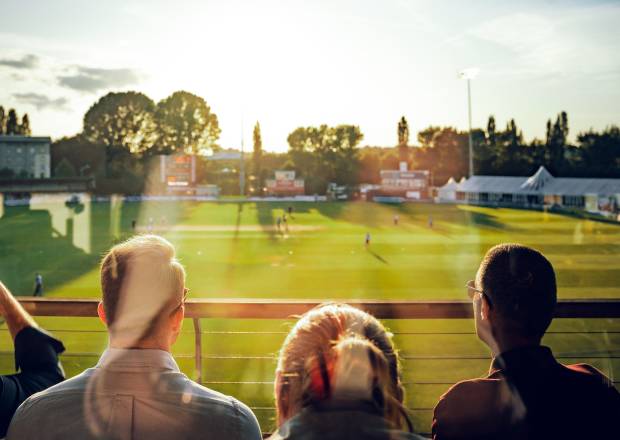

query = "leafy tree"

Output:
[[252, 121, 264, 194], [54, 158, 77, 177], [358, 150, 382, 183], [154, 91, 220, 155], [0, 106, 5, 134], [19, 114, 31, 136], [577, 126, 620, 177], [397, 116, 409, 162], [51, 135, 106, 178], [487, 116, 496, 147], [83, 91, 157, 154], [287, 124, 363, 193], [546, 111, 568, 173], [6, 109, 18, 135]]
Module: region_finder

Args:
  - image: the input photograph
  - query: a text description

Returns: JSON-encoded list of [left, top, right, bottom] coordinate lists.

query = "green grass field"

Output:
[[1, 199, 619, 434]]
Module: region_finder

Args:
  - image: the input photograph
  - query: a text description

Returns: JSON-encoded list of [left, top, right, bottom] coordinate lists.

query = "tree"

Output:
[[252, 121, 264, 194], [19, 114, 31, 136], [545, 111, 568, 174], [0, 106, 5, 134], [487, 116, 496, 147], [397, 116, 410, 163], [83, 91, 157, 153], [6, 109, 18, 135], [358, 150, 382, 183], [51, 135, 106, 179], [154, 91, 220, 155], [54, 158, 77, 178], [287, 124, 363, 193], [577, 126, 620, 178]]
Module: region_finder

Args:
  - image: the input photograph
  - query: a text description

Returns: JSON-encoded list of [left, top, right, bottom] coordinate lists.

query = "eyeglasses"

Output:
[[171, 287, 189, 314], [465, 280, 492, 306]]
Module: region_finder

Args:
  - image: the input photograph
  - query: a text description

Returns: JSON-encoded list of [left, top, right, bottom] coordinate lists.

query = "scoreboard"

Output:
[[379, 169, 430, 200], [266, 170, 305, 195], [160, 155, 196, 192]]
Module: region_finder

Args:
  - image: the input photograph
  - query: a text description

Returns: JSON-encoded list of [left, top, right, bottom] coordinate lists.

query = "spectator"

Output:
[[0, 280, 64, 437], [8, 235, 262, 440], [33, 273, 43, 296], [269, 303, 425, 440], [432, 243, 620, 439]]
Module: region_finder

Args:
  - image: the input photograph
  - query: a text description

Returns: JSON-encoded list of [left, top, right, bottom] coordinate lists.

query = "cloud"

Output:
[[0, 54, 39, 69], [13, 93, 69, 110], [469, 4, 620, 80], [58, 66, 140, 93]]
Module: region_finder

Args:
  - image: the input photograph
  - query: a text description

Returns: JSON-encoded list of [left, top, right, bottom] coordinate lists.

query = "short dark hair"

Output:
[[477, 243, 557, 338]]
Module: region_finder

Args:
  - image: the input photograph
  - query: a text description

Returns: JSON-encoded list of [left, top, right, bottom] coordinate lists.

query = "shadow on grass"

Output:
[[255, 202, 280, 242], [366, 247, 389, 264], [0, 205, 110, 296]]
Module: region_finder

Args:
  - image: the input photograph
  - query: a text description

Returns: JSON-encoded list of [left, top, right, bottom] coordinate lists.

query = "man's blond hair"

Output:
[[100, 235, 185, 338]]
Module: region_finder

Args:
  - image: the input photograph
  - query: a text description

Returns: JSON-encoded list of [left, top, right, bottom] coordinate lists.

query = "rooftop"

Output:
[[447, 166, 620, 196], [0, 135, 51, 143]]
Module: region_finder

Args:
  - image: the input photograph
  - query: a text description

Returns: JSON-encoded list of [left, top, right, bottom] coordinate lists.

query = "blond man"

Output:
[[8, 235, 262, 440]]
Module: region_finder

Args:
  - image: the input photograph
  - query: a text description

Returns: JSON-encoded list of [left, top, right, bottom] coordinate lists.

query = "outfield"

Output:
[[1, 200, 619, 433]]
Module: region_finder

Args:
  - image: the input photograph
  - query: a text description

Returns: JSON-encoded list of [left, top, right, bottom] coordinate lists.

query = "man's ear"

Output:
[[480, 295, 491, 321], [97, 302, 107, 326], [171, 305, 184, 332]]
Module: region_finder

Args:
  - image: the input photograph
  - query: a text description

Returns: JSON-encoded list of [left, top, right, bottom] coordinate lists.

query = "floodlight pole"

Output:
[[239, 117, 245, 196], [467, 78, 474, 177]]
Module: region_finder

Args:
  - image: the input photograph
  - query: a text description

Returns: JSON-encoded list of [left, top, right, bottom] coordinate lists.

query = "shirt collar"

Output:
[[489, 345, 556, 376], [96, 348, 180, 372]]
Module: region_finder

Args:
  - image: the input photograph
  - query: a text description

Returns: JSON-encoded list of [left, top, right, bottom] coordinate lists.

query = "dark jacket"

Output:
[[0, 326, 64, 437], [432, 346, 620, 440], [268, 401, 427, 440]]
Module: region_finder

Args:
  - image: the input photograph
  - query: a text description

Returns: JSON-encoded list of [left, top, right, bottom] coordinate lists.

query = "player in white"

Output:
[[393, 214, 399, 226], [365, 232, 371, 247]]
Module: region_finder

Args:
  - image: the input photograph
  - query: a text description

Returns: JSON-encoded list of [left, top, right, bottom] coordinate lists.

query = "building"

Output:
[[265, 171, 305, 196], [373, 162, 431, 201], [440, 166, 620, 216], [0, 135, 51, 179]]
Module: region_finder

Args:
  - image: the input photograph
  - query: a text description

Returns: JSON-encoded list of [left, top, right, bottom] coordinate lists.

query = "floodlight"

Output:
[[459, 68, 480, 80]]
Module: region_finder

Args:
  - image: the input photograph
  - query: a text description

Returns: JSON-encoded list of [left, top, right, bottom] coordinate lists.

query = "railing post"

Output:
[[193, 318, 203, 384]]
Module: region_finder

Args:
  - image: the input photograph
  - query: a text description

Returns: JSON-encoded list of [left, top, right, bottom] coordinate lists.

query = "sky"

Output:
[[0, 0, 619, 152]]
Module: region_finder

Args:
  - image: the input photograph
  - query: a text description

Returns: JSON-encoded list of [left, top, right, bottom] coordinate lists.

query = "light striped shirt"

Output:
[[7, 348, 262, 440]]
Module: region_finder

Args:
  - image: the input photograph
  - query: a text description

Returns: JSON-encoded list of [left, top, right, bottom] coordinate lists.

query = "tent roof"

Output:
[[458, 166, 620, 196]]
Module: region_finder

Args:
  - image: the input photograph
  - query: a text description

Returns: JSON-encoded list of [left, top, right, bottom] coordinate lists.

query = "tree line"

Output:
[[0, 106, 31, 135], [13, 89, 619, 194]]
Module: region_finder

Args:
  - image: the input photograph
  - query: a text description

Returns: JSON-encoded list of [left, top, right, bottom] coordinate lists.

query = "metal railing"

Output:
[[12, 297, 620, 437], [16, 297, 620, 384]]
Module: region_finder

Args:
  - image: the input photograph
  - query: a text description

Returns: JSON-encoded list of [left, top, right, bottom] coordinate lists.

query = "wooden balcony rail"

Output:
[[11, 297, 620, 439], [15, 297, 620, 386]]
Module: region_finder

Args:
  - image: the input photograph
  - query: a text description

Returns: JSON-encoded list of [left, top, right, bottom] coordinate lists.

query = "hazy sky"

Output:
[[1, 0, 619, 151]]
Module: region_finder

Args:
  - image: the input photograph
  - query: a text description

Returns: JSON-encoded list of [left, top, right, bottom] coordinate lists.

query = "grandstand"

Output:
[[440, 166, 620, 216]]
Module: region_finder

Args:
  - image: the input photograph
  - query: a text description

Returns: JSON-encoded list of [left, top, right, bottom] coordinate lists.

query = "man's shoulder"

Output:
[[561, 362, 619, 399], [12, 370, 91, 411], [174, 375, 252, 410], [436, 376, 502, 409]]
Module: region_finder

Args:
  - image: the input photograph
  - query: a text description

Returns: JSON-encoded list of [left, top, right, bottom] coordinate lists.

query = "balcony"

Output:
[[2, 298, 619, 438]]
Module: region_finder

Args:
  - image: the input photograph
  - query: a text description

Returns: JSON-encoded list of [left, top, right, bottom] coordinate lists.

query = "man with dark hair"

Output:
[[432, 243, 620, 439], [0, 281, 64, 437]]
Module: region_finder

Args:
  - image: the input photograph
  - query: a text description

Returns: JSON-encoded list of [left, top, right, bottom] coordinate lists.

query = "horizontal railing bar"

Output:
[[202, 380, 620, 386], [15, 298, 620, 319], [200, 330, 620, 336]]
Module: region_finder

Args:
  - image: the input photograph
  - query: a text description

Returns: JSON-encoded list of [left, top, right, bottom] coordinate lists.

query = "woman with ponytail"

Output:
[[269, 304, 425, 440]]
